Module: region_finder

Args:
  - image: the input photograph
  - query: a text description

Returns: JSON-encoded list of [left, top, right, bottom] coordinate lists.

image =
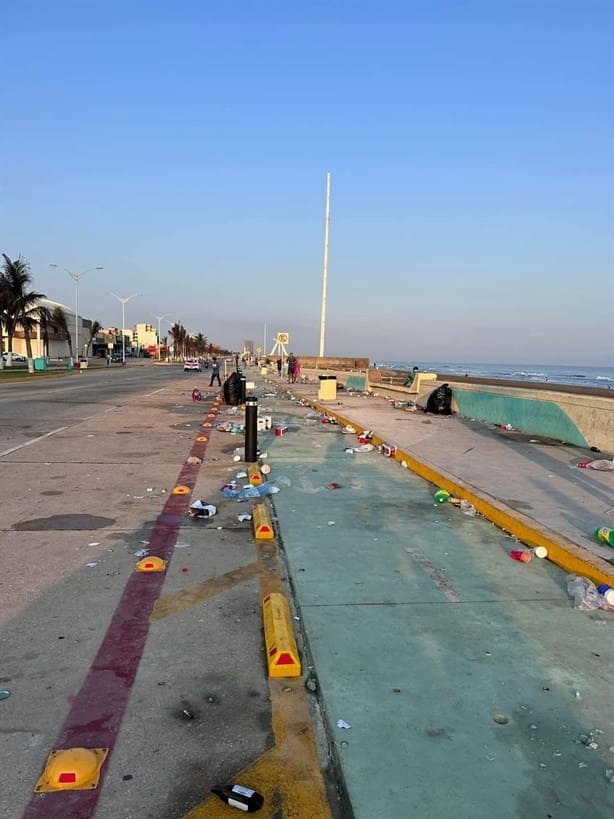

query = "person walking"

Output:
[[287, 352, 297, 384], [209, 356, 221, 387], [276, 357, 282, 377]]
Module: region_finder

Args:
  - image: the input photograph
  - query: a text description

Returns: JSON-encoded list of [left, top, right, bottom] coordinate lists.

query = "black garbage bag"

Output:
[[425, 383, 453, 415], [223, 371, 242, 406]]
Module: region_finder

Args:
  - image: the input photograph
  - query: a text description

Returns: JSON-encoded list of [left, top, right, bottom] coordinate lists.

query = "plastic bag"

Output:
[[566, 575, 602, 610]]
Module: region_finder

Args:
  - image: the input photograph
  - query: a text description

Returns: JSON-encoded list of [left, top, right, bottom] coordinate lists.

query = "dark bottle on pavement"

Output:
[[211, 783, 264, 812]]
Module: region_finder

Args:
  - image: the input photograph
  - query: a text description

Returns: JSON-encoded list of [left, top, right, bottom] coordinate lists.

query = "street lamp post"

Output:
[[50, 264, 103, 365], [110, 292, 141, 364], [153, 313, 170, 361]]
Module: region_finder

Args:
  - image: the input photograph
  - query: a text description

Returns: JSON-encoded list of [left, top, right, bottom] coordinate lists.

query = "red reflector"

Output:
[[260, 526, 271, 533], [276, 653, 295, 665], [144, 562, 154, 568], [268, 646, 277, 656], [58, 772, 77, 783]]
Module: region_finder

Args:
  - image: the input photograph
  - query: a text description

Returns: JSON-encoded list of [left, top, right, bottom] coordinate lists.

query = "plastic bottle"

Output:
[[597, 584, 614, 606], [433, 489, 451, 504], [595, 527, 614, 548], [211, 783, 264, 812]]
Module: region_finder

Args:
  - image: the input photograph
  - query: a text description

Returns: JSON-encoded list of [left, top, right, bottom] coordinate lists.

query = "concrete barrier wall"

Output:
[[300, 367, 614, 452]]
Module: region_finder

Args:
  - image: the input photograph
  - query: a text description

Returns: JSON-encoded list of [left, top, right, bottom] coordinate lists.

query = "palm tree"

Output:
[[1, 254, 46, 369], [52, 306, 72, 359], [37, 306, 53, 358], [85, 320, 102, 355], [0, 271, 9, 369]]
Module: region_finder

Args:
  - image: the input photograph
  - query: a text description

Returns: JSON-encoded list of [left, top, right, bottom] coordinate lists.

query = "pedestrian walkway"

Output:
[[255, 376, 614, 819]]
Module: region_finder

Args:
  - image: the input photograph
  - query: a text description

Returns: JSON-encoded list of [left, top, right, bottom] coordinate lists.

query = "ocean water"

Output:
[[378, 361, 614, 391]]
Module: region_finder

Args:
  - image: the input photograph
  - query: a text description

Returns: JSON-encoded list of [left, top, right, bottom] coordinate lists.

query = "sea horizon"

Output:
[[376, 361, 614, 391]]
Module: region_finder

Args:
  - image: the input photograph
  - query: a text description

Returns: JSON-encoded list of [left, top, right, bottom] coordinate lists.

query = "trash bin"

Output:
[[33, 357, 47, 371], [318, 374, 337, 400]]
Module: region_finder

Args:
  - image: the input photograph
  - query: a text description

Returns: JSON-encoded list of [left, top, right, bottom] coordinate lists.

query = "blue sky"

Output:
[[1, 0, 612, 364]]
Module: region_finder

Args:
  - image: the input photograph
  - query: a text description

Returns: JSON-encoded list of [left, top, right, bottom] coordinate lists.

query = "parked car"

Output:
[[184, 359, 202, 372], [2, 352, 26, 362]]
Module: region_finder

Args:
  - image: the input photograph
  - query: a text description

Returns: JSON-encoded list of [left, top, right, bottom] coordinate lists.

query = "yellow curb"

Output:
[[300, 395, 614, 589]]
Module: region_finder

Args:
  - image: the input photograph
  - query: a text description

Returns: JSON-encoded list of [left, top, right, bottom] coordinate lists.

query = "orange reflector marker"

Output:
[[135, 556, 167, 572], [248, 464, 263, 485], [202, 422, 212, 428], [34, 747, 108, 792], [252, 503, 274, 540], [206, 413, 215, 419], [196, 435, 208, 442], [172, 485, 191, 495], [262, 593, 301, 678]]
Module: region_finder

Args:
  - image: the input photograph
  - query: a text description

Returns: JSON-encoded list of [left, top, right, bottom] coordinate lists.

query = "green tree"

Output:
[[52, 306, 73, 359], [85, 320, 102, 355], [1, 254, 46, 368]]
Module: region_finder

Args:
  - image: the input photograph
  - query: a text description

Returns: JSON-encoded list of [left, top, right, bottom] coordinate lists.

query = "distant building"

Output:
[[132, 323, 158, 356], [243, 340, 254, 355]]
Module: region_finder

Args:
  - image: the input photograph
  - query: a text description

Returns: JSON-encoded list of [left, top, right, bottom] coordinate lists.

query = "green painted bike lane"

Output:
[[263, 400, 614, 819]]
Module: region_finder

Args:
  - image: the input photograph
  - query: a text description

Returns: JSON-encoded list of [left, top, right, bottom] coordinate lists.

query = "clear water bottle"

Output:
[[595, 527, 614, 548], [211, 783, 264, 812]]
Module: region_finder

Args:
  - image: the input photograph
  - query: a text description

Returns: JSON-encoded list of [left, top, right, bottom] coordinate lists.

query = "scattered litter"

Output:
[[88, 542, 100, 547], [147, 487, 153, 492], [595, 527, 614, 547], [85, 562, 98, 568], [493, 714, 509, 725], [336, 719, 352, 729], [578, 762, 588, 769], [328, 521, 335, 526], [0, 690, 11, 701], [222, 484, 280, 499], [189, 500, 217, 517], [236, 471, 248, 479], [182, 709, 194, 720], [186, 455, 202, 464], [237, 514, 252, 522], [134, 548, 149, 558], [293, 615, 300, 621], [510, 550, 532, 563], [174, 542, 191, 548], [341, 425, 356, 434], [261, 463, 271, 475], [400, 461, 408, 468], [140, 540, 150, 545], [577, 459, 614, 471], [327, 482, 343, 490], [567, 575, 612, 610], [181, 567, 188, 573]]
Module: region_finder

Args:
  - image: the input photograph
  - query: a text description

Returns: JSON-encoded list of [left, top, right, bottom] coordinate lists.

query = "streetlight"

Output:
[[110, 292, 141, 364], [50, 264, 104, 365], [153, 313, 170, 361]]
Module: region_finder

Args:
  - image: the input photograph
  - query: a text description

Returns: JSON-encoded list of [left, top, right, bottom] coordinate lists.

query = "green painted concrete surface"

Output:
[[452, 390, 589, 448], [266, 402, 613, 819]]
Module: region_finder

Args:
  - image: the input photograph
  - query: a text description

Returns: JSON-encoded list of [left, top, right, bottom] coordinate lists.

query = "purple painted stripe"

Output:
[[22, 402, 220, 818]]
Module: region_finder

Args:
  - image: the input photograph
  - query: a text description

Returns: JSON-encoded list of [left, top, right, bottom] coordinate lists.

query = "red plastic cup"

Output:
[[509, 550, 532, 563]]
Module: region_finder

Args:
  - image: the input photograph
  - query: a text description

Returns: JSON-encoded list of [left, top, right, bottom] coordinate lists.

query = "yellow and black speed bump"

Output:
[[262, 593, 301, 677], [252, 503, 274, 540], [35, 747, 108, 792], [247, 464, 263, 485]]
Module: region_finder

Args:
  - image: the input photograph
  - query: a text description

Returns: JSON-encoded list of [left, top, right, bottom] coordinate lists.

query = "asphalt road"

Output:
[[0, 365, 189, 454]]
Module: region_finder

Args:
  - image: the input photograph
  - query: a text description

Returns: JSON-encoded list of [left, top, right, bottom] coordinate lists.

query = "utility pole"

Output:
[[319, 172, 331, 358]]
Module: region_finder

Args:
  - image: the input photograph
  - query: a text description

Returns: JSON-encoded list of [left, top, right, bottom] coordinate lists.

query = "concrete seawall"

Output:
[[296, 365, 614, 452]]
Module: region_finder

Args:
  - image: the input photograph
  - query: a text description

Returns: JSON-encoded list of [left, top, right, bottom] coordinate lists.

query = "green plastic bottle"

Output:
[[595, 527, 614, 548], [433, 489, 451, 505]]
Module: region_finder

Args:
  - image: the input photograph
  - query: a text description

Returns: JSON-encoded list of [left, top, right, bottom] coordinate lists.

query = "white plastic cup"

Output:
[[532, 546, 548, 559]]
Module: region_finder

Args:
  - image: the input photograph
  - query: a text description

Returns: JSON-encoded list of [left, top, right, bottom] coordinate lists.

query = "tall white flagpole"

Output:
[[319, 172, 331, 358]]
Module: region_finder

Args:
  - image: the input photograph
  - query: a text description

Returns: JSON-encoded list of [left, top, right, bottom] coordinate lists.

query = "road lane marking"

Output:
[[0, 427, 68, 458]]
